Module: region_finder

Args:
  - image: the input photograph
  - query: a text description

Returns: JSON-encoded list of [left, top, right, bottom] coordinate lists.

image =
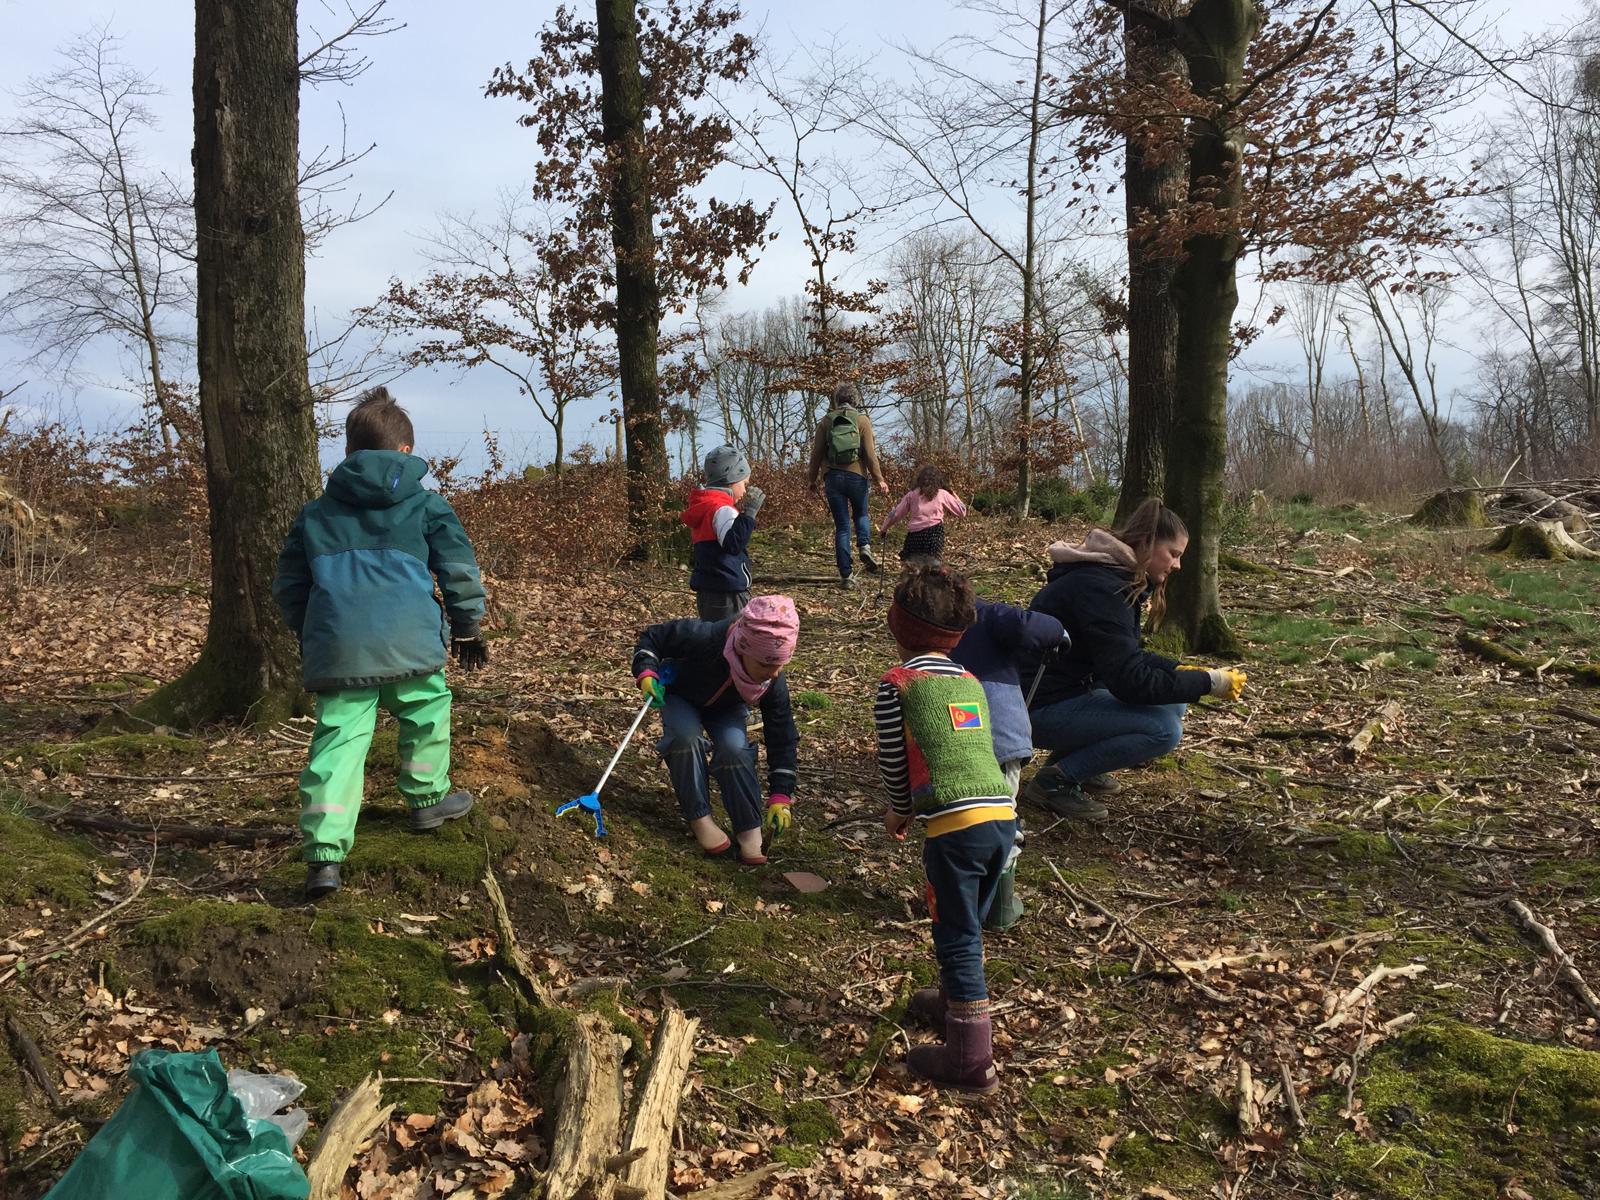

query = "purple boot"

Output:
[[906, 987, 947, 1036], [906, 1007, 998, 1095]]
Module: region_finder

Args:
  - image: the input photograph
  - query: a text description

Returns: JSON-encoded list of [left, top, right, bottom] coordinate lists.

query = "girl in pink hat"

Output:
[[631, 596, 801, 865]]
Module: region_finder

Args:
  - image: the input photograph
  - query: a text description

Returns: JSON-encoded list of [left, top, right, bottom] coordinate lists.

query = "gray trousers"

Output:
[[695, 590, 750, 622]]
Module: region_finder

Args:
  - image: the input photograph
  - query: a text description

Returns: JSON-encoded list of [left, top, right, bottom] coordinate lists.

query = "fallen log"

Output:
[[1344, 699, 1404, 760], [544, 1012, 627, 1200], [1497, 487, 1591, 533], [1456, 632, 1600, 687], [483, 868, 556, 1007], [306, 1074, 394, 1200], [1506, 898, 1600, 1020], [620, 1008, 701, 1199], [41, 808, 295, 846]]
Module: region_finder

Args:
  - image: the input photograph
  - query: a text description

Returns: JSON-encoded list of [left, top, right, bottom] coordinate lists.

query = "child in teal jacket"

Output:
[[272, 388, 487, 899]]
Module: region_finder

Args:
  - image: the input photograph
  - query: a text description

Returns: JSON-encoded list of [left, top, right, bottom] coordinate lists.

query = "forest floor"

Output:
[[2, 499, 1600, 1199]]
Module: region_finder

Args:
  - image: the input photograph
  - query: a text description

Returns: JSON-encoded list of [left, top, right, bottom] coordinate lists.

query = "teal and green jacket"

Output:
[[272, 451, 486, 693]]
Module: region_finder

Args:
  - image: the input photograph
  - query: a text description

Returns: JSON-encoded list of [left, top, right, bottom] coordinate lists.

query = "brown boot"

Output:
[[906, 1009, 997, 1095], [906, 987, 947, 1036]]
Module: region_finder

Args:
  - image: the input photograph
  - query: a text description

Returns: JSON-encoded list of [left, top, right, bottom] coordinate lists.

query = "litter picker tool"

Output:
[[556, 696, 653, 838], [1025, 630, 1072, 708]]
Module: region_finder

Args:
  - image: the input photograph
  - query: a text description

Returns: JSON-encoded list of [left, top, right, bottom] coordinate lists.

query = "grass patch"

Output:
[[0, 808, 101, 907]]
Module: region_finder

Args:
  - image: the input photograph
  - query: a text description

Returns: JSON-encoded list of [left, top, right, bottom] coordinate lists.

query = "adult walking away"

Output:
[[1024, 499, 1248, 821], [807, 381, 889, 590], [632, 595, 801, 866]]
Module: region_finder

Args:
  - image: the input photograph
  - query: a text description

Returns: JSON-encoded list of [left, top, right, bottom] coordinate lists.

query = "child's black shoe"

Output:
[[409, 790, 475, 831], [304, 862, 341, 900]]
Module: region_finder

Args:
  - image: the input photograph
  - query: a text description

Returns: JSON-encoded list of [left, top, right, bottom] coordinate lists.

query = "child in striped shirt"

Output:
[[876, 563, 1016, 1094]]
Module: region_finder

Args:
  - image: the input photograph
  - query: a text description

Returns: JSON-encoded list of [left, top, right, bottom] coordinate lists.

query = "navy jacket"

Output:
[[950, 601, 1065, 765], [632, 617, 798, 798], [273, 451, 486, 692], [1028, 562, 1210, 709]]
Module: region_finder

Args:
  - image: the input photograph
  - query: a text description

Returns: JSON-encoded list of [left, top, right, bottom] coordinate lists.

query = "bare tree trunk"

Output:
[[1015, 0, 1049, 518], [1117, 1, 1185, 523], [596, 0, 669, 536], [1161, 0, 1259, 657], [138, 0, 319, 727]]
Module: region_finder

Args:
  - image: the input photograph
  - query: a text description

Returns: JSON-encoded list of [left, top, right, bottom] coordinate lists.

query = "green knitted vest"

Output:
[[890, 667, 1010, 817]]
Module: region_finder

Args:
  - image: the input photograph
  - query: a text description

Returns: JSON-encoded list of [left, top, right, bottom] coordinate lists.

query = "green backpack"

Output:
[[826, 406, 862, 467]]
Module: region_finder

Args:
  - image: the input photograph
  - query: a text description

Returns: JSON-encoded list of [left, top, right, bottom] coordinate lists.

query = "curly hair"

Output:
[[913, 463, 945, 501], [892, 561, 977, 631]]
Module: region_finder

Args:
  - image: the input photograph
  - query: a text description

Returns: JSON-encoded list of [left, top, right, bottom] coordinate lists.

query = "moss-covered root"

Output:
[[1411, 488, 1488, 529], [1457, 631, 1600, 687]]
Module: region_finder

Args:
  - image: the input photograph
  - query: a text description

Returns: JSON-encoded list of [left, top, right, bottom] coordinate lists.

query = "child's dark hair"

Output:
[[914, 464, 944, 501], [893, 561, 976, 631], [346, 386, 415, 453], [1109, 497, 1187, 625]]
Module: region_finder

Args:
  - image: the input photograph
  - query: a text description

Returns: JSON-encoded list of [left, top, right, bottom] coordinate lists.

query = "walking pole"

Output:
[[556, 697, 653, 838]]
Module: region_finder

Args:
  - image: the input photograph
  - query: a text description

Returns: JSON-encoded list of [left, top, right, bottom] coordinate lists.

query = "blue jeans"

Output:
[[923, 819, 1015, 1002], [1028, 688, 1185, 782], [823, 469, 872, 579], [657, 693, 763, 834]]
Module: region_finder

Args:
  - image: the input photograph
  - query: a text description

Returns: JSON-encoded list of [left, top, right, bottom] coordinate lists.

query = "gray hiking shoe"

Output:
[[409, 789, 475, 832], [840, 574, 856, 591], [1021, 769, 1109, 822], [860, 544, 882, 573], [1083, 773, 1121, 794], [304, 862, 341, 900]]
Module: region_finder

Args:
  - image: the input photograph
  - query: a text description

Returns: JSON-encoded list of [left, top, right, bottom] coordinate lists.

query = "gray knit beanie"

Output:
[[703, 445, 751, 488]]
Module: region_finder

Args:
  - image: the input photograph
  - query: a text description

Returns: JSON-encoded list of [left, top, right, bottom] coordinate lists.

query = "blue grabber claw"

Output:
[[556, 791, 607, 838]]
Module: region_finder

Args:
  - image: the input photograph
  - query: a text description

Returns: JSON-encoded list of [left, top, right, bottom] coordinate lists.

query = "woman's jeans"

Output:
[[657, 694, 762, 833], [823, 469, 872, 579], [923, 819, 1015, 1001], [1028, 688, 1186, 783]]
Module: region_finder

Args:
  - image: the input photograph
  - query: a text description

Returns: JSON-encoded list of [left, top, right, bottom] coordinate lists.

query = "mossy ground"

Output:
[[3, 497, 1600, 1197]]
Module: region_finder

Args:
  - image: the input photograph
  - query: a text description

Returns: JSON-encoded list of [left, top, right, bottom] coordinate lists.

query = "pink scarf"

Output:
[[721, 595, 800, 705]]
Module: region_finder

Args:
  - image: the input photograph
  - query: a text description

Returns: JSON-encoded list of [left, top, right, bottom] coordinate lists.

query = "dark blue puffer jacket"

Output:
[[272, 451, 486, 692], [950, 600, 1065, 765], [631, 616, 798, 799]]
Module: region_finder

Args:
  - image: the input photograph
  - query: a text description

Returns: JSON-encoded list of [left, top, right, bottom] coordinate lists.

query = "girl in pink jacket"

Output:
[[882, 465, 968, 562]]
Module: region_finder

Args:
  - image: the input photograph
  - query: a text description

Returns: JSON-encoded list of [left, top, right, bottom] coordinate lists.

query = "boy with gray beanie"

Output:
[[681, 444, 765, 620]]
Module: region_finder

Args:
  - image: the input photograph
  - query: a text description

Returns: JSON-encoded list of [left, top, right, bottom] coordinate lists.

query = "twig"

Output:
[[1314, 963, 1426, 1033], [6, 1013, 63, 1112], [1279, 1061, 1305, 1133], [1236, 1059, 1258, 1136], [1045, 859, 1231, 1005], [657, 924, 719, 960], [1505, 898, 1600, 1020], [1552, 705, 1600, 731], [1, 846, 156, 987], [383, 1076, 475, 1089], [82, 768, 300, 782]]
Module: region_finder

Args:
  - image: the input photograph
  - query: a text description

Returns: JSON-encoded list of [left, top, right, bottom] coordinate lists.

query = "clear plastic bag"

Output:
[[226, 1069, 309, 1148]]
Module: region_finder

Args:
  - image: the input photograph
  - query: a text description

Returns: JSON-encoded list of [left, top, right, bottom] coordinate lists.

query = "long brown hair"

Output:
[[913, 464, 944, 501], [1109, 498, 1188, 625]]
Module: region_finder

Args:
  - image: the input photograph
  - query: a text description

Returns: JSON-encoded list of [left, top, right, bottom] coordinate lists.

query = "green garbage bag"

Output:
[[44, 1048, 309, 1200]]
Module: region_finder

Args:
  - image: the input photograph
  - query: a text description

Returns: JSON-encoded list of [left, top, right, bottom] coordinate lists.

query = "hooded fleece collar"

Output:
[[1046, 528, 1138, 571], [326, 450, 428, 509]]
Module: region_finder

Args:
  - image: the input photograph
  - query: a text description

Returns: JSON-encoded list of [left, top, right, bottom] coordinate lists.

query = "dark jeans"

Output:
[[900, 524, 946, 561], [823, 469, 872, 579], [657, 693, 763, 834], [923, 818, 1016, 1002], [1029, 687, 1186, 782], [695, 590, 749, 622]]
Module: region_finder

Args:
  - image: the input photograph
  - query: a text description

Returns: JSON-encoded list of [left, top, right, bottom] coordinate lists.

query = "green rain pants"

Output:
[[299, 671, 452, 863]]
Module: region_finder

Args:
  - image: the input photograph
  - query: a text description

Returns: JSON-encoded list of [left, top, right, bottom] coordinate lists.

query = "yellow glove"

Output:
[[764, 796, 792, 840], [638, 673, 666, 709], [1207, 667, 1248, 701]]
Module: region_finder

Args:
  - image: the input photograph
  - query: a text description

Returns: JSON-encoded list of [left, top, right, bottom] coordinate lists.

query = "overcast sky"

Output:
[[0, 0, 1586, 472]]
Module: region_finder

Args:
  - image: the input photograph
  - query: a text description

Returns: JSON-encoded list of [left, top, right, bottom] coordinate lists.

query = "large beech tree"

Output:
[[1064, 0, 1484, 651], [139, 0, 320, 726]]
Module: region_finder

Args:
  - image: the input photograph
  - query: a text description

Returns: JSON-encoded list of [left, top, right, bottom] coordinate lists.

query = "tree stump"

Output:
[[1410, 488, 1488, 528], [1485, 519, 1600, 561]]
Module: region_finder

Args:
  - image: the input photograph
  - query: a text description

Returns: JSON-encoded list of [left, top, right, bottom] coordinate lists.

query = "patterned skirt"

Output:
[[900, 523, 947, 562]]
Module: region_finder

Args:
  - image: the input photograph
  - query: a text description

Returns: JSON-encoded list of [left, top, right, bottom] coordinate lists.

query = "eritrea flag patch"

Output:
[[948, 702, 984, 730]]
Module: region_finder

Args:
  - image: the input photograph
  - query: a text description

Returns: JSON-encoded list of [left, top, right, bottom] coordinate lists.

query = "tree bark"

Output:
[[138, 0, 319, 728], [1162, 0, 1259, 655], [1117, 2, 1185, 523], [595, 0, 670, 536]]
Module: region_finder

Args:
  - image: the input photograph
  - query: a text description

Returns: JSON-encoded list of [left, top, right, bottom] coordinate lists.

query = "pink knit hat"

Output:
[[731, 595, 800, 664]]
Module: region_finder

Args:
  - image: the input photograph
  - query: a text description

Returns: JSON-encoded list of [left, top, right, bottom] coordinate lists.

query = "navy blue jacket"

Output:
[[950, 601, 1065, 765], [1028, 562, 1210, 709], [273, 451, 486, 692], [631, 617, 798, 798]]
